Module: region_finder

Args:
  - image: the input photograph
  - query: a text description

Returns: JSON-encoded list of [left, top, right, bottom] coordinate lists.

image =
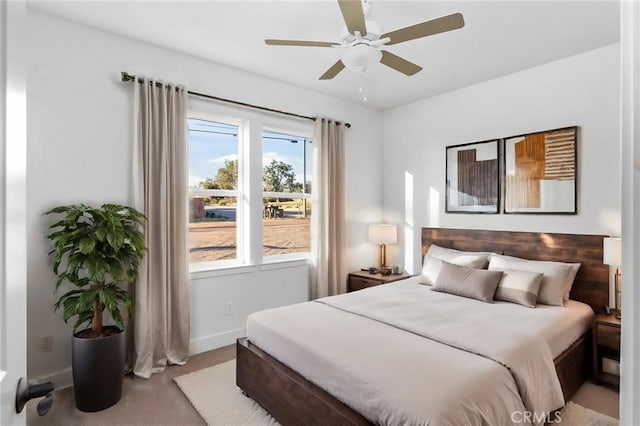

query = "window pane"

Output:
[[188, 119, 238, 191], [261, 130, 312, 257], [188, 118, 239, 264], [189, 196, 237, 262], [262, 197, 311, 256], [262, 131, 312, 194]]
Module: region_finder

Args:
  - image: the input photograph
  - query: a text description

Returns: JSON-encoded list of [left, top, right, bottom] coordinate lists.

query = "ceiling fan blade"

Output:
[[380, 51, 422, 76], [319, 60, 346, 80], [381, 12, 465, 46], [337, 0, 367, 36], [265, 39, 340, 47]]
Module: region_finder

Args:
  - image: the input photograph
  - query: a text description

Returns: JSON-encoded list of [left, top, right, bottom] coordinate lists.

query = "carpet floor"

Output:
[[175, 359, 619, 426]]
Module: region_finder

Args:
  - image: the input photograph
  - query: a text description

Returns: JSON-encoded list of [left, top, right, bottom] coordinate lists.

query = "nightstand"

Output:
[[592, 313, 621, 387], [347, 270, 411, 292]]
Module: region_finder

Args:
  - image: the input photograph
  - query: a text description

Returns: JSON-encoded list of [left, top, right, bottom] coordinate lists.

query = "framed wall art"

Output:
[[445, 139, 500, 214], [503, 126, 577, 214]]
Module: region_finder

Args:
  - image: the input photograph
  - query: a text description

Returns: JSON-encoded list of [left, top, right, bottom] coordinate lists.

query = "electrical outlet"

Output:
[[39, 336, 52, 352], [225, 301, 234, 315]]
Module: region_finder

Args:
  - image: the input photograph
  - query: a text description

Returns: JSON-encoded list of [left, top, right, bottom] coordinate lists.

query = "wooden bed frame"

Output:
[[237, 228, 609, 425]]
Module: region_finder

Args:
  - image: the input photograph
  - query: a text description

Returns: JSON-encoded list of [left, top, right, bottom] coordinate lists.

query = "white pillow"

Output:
[[564, 263, 581, 302], [488, 254, 581, 306], [420, 245, 492, 285]]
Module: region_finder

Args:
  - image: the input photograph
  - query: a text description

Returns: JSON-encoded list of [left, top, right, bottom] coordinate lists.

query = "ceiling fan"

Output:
[[265, 0, 465, 80]]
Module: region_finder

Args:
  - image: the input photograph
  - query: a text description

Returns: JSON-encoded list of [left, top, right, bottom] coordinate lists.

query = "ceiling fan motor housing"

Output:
[[341, 19, 382, 43]]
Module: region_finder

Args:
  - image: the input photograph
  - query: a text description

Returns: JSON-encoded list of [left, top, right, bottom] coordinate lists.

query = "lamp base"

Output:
[[378, 243, 387, 270], [614, 268, 622, 320]]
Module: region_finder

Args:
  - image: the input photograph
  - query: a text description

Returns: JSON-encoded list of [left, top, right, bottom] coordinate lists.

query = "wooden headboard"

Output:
[[421, 227, 609, 313]]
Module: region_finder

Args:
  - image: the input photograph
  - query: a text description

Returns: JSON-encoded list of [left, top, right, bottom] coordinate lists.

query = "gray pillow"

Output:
[[493, 268, 543, 308], [432, 261, 503, 303]]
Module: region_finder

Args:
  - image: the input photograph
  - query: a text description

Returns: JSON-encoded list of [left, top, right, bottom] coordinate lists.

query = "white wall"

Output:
[[382, 44, 621, 274], [619, 1, 640, 423], [26, 10, 383, 386], [1, 1, 28, 424]]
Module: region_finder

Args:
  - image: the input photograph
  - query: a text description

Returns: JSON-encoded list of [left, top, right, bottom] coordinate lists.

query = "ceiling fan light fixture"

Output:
[[341, 44, 382, 72]]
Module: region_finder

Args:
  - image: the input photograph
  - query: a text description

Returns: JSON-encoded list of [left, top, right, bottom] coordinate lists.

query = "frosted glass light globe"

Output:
[[341, 45, 382, 72]]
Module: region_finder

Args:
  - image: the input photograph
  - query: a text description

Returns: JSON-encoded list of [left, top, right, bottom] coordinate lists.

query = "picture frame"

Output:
[[445, 139, 500, 214], [503, 126, 577, 214]]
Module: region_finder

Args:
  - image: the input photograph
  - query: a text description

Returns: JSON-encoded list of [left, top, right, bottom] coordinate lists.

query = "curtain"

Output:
[[311, 119, 347, 298], [128, 76, 190, 378]]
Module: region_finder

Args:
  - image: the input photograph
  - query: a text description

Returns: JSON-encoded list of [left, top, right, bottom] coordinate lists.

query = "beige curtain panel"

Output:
[[129, 76, 190, 378], [312, 118, 347, 298]]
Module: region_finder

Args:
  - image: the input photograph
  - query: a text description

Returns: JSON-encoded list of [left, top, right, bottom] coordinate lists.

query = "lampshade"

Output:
[[368, 224, 397, 245], [603, 237, 622, 266]]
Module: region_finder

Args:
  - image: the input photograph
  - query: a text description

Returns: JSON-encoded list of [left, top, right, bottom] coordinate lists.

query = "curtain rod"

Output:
[[120, 72, 351, 128]]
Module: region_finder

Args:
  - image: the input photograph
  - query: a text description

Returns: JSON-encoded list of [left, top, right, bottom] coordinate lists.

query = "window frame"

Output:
[[187, 99, 314, 275]]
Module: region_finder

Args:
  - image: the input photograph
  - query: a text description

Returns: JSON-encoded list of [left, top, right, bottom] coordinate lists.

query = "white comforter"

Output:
[[247, 278, 590, 425]]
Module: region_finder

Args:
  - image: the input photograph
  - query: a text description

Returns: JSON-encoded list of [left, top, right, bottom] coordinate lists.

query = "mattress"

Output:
[[246, 277, 593, 425]]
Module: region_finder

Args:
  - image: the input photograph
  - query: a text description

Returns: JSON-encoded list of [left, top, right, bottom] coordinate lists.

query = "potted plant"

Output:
[[45, 203, 146, 412]]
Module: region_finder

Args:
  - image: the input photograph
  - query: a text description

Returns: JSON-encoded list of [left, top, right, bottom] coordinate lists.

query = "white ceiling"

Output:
[[28, 0, 620, 110]]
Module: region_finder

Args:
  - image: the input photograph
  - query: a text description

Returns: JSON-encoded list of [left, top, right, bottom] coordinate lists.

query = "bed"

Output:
[[236, 228, 609, 425]]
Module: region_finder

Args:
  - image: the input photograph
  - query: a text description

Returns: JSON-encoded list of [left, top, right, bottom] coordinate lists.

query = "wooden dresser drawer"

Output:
[[597, 323, 621, 350], [348, 276, 380, 292]]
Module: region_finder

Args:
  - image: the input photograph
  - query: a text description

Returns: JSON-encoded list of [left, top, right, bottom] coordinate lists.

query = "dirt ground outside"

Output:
[[189, 217, 311, 262]]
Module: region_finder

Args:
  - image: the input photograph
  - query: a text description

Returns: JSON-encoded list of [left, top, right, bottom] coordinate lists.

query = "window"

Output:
[[262, 130, 312, 258], [188, 119, 240, 264], [187, 115, 313, 271]]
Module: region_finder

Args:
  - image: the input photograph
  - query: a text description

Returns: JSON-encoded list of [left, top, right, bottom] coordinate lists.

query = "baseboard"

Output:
[[190, 328, 246, 355], [31, 329, 245, 390], [32, 367, 73, 391]]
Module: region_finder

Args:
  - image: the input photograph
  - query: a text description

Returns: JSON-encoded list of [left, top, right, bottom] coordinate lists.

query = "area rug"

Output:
[[558, 401, 618, 426], [174, 360, 278, 425], [174, 360, 617, 426]]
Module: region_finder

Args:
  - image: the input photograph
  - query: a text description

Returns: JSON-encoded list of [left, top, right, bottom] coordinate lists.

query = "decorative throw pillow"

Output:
[[493, 268, 544, 308], [432, 261, 503, 303], [488, 254, 580, 306], [420, 244, 492, 285]]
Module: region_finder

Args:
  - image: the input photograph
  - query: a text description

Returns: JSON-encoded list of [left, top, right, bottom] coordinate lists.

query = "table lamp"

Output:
[[603, 237, 622, 319], [368, 224, 397, 269]]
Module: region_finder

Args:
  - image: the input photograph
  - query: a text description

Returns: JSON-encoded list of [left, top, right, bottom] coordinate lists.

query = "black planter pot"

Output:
[[71, 326, 125, 412]]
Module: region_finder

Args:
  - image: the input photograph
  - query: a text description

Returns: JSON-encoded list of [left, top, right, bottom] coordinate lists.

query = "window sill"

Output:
[[189, 257, 312, 281], [260, 257, 312, 270], [190, 263, 255, 280]]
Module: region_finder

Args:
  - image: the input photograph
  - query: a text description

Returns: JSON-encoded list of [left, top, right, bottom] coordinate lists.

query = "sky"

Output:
[[187, 118, 313, 190]]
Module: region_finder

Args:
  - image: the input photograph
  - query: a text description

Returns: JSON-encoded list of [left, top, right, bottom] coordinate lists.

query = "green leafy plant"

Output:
[[45, 204, 147, 338]]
